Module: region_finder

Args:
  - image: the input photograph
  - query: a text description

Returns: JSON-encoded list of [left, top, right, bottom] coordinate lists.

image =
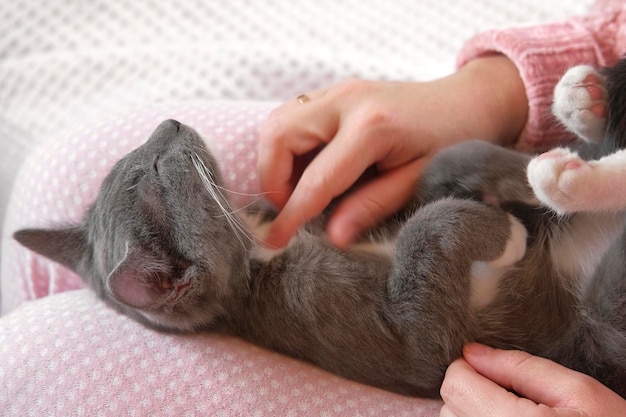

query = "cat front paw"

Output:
[[552, 65, 607, 143], [527, 148, 594, 214]]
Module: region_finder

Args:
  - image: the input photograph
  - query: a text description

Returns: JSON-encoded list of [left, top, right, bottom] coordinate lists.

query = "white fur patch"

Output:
[[470, 215, 527, 308], [350, 240, 396, 260], [550, 212, 624, 285], [489, 215, 527, 268], [470, 262, 506, 308], [243, 214, 286, 262]]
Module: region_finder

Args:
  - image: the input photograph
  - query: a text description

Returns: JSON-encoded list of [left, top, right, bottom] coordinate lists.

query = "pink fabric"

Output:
[[457, 0, 626, 153], [0, 290, 442, 416], [0, 101, 442, 416]]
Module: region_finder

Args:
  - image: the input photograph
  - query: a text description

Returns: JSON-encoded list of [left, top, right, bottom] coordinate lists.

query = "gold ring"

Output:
[[297, 94, 311, 104]]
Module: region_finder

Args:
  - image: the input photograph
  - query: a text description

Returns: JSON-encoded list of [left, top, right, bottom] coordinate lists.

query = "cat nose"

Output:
[[165, 119, 181, 131], [148, 120, 184, 145]]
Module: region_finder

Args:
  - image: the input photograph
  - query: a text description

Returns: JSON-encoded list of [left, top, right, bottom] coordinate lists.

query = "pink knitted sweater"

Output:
[[458, 0, 626, 153]]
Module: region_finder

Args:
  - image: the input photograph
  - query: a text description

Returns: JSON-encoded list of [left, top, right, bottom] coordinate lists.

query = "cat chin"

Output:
[[138, 312, 211, 333], [115, 302, 223, 333], [141, 315, 195, 333]]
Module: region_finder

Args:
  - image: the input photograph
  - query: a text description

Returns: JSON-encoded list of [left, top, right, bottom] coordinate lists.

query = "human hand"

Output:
[[258, 55, 527, 248], [440, 343, 626, 417]]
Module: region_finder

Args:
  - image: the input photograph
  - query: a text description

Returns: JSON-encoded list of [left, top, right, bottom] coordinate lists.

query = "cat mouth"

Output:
[[165, 278, 192, 303], [161, 259, 194, 302]]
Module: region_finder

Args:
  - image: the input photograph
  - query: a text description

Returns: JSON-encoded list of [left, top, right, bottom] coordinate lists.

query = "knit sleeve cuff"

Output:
[[457, 20, 612, 152]]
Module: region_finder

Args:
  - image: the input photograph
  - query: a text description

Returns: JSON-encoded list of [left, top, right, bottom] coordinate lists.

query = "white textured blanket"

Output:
[[0, 0, 593, 229]]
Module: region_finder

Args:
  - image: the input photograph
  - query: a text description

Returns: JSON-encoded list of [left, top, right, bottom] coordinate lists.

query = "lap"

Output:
[[0, 289, 441, 416]]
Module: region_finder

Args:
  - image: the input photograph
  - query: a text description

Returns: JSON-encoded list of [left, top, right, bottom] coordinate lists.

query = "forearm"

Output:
[[449, 55, 528, 148]]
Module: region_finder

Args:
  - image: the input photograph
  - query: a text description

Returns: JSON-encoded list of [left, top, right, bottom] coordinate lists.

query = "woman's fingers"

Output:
[[440, 357, 537, 417], [461, 343, 625, 411], [258, 79, 449, 248], [260, 81, 424, 248], [441, 343, 626, 417], [326, 157, 425, 247], [258, 87, 338, 209], [262, 125, 389, 248]]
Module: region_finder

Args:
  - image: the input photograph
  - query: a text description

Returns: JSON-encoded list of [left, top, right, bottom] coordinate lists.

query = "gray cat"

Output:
[[14, 61, 626, 398]]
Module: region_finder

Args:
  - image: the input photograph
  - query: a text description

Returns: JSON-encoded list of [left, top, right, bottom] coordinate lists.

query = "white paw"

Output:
[[527, 148, 594, 214], [552, 65, 607, 143]]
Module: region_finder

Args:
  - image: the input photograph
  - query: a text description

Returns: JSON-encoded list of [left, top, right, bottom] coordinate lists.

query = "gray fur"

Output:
[[14, 117, 626, 397]]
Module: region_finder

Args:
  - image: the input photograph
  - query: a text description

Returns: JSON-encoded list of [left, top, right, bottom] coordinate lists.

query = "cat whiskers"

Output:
[[190, 145, 280, 201], [191, 145, 271, 190], [191, 153, 258, 249]]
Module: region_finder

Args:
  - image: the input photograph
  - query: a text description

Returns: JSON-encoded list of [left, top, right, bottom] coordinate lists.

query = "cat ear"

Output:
[[13, 226, 87, 272], [106, 245, 167, 309]]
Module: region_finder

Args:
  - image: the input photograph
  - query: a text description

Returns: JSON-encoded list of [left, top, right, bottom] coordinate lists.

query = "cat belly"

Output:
[[549, 212, 625, 285], [350, 240, 397, 260], [247, 208, 528, 310]]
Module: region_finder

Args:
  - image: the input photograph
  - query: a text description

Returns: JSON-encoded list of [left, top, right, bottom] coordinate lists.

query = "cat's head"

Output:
[[14, 120, 252, 332]]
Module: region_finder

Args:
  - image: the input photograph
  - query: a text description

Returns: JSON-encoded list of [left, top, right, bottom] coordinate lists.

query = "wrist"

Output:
[[452, 55, 528, 146]]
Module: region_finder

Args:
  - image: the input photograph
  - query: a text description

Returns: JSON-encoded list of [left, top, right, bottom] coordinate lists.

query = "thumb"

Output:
[[462, 343, 601, 408]]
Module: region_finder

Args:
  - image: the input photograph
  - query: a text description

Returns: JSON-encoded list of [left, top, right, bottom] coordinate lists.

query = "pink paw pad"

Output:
[[564, 160, 583, 170], [481, 193, 501, 207], [582, 74, 607, 118]]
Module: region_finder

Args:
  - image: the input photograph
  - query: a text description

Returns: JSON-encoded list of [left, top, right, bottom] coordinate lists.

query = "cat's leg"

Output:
[[417, 141, 537, 206], [385, 198, 527, 394], [528, 147, 626, 214], [528, 66, 614, 214], [552, 65, 607, 143], [388, 198, 527, 334]]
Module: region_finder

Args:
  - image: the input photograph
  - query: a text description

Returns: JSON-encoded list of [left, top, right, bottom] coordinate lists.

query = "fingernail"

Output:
[[463, 343, 493, 357], [329, 226, 358, 249], [260, 225, 284, 249], [262, 233, 284, 249], [261, 237, 280, 249]]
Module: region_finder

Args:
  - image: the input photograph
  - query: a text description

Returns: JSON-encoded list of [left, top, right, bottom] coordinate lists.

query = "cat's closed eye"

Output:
[[172, 259, 192, 281], [152, 155, 160, 174]]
